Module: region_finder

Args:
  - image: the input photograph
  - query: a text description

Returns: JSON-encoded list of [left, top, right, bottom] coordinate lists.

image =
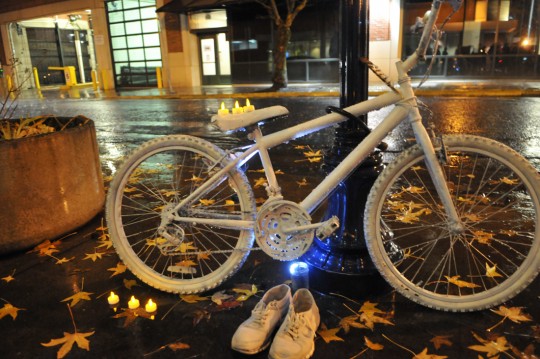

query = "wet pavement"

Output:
[[1, 86, 539, 358]]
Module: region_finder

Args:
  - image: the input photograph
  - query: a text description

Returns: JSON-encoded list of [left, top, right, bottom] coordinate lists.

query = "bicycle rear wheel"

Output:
[[365, 135, 540, 311], [106, 135, 256, 294]]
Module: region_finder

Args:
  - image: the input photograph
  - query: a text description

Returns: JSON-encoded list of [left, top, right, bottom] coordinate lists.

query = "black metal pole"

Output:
[[302, 0, 387, 297]]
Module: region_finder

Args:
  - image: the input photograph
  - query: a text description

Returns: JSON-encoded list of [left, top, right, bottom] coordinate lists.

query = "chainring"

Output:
[[255, 200, 313, 261]]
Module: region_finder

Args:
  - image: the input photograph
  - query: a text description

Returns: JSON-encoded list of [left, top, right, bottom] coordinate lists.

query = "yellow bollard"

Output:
[[100, 69, 109, 90], [33, 67, 41, 90], [91, 70, 98, 91], [156, 67, 163, 89], [5, 74, 14, 99]]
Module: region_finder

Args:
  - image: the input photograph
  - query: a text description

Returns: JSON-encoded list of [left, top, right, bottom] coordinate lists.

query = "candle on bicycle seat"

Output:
[[232, 100, 244, 115], [244, 98, 255, 112], [218, 102, 230, 116]]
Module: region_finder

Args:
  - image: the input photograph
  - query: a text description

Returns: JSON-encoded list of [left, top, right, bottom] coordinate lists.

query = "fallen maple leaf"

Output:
[[55, 257, 75, 265], [178, 242, 197, 253], [61, 291, 93, 307], [444, 275, 480, 289], [485, 263, 503, 278], [414, 347, 448, 359], [168, 342, 190, 351], [180, 294, 209, 303], [0, 303, 25, 320], [123, 279, 139, 290], [364, 336, 384, 350], [108, 262, 127, 277], [84, 251, 103, 262], [41, 331, 95, 359], [2, 274, 15, 283], [339, 314, 367, 333], [430, 335, 453, 350], [233, 284, 258, 301], [468, 332, 511, 357], [488, 306, 533, 331], [112, 307, 154, 327], [317, 326, 344, 344], [211, 291, 233, 305], [358, 301, 394, 330]]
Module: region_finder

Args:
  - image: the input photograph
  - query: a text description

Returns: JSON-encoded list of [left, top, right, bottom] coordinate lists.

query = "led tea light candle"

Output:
[[145, 299, 157, 313], [107, 291, 120, 305], [244, 98, 255, 112], [218, 102, 229, 116], [128, 295, 140, 309], [232, 100, 244, 115]]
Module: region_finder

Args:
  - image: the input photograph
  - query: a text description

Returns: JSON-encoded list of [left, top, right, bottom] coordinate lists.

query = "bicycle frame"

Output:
[[172, 0, 462, 232]]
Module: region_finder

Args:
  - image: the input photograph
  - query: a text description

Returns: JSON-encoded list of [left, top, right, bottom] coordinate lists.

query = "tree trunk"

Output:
[[272, 24, 291, 89]]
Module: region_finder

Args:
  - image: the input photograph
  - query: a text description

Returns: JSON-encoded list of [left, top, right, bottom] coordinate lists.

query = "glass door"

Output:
[[200, 32, 231, 85]]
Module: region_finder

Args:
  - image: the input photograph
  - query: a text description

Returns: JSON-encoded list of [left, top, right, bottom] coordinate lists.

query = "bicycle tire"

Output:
[[365, 134, 540, 311], [106, 135, 256, 294]]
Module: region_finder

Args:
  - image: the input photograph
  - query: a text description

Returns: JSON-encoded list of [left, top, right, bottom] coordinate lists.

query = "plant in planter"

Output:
[[0, 66, 105, 254]]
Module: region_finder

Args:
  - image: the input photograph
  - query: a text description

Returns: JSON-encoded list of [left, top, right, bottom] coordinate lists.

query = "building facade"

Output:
[[0, 0, 538, 92]]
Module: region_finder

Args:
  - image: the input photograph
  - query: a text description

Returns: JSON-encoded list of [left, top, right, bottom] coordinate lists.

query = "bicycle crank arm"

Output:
[[281, 216, 340, 239]]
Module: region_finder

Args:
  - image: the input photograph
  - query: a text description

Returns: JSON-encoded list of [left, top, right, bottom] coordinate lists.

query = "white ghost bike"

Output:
[[107, 0, 540, 311]]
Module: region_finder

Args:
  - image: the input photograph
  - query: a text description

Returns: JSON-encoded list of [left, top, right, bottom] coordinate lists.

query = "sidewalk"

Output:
[[19, 78, 540, 101]]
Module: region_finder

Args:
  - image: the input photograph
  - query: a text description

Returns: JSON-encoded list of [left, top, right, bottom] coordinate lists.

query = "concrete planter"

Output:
[[0, 116, 104, 254]]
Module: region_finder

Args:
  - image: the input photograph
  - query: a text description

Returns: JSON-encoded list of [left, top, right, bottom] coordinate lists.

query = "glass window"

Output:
[[111, 37, 127, 49], [124, 9, 141, 21], [108, 11, 124, 23], [127, 34, 143, 47], [106, 0, 162, 87], [125, 21, 142, 34], [129, 48, 145, 60], [143, 33, 160, 46], [109, 23, 125, 36], [141, 19, 158, 33], [140, 7, 157, 19], [113, 49, 128, 61], [145, 47, 161, 60]]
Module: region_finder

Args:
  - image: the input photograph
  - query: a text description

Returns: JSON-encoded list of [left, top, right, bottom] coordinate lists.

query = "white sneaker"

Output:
[[231, 284, 292, 354], [268, 288, 320, 359]]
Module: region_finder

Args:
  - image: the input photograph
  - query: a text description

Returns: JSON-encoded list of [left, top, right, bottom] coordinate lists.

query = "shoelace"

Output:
[[250, 302, 270, 326], [284, 312, 306, 339]]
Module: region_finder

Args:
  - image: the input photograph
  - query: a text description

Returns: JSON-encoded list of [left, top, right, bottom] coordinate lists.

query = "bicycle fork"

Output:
[[396, 61, 464, 234]]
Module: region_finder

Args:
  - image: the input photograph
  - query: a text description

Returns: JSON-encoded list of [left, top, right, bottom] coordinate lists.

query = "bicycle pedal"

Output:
[[315, 216, 340, 239]]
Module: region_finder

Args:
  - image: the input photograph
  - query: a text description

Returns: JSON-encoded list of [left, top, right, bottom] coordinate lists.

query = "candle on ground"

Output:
[[107, 291, 119, 305], [145, 299, 157, 313], [128, 295, 140, 309]]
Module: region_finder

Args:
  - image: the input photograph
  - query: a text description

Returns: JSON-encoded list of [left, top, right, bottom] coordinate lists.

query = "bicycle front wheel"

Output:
[[365, 135, 540, 311], [106, 135, 256, 294]]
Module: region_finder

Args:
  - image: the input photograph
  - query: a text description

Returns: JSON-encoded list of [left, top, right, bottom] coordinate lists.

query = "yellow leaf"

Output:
[[199, 199, 215, 206], [41, 331, 95, 359], [414, 347, 448, 359], [211, 291, 233, 305], [84, 251, 103, 262], [253, 177, 267, 188], [123, 279, 139, 290], [402, 185, 426, 194], [358, 301, 394, 330], [233, 284, 258, 301], [2, 275, 15, 283], [364, 336, 384, 350], [55, 257, 75, 265], [108, 262, 127, 277], [317, 327, 344, 344], [0, 303, 25, 320], [123, 187, 137, 193], [197, 252, 211, 261], [339, 314, 366, 333], [178, 242, 197, 253], [491, 306, 532, 324], [303, 149, 321, 157], [485, 263, 503, 278], [468, 332, 510, 357], [186, 175, 203, 182], [430, 335, 453, 350], [177, 259, 197, 267], [181, 294, 209, 303], [500, 177, 519, 185], [168, 342, 190, 351], [296, 178, 308, 187], [472, 231, 494, 244], [61, 291, 93, 307], [307, 157, 322, 163], [445, 275, 480, 288]]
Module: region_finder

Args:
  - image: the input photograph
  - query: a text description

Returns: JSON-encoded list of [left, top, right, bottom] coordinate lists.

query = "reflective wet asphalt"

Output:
[[1, 90, 539, 358]]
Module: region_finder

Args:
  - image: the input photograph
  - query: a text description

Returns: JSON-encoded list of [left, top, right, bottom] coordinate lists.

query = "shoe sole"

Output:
[[268, 342, 315, 359], [232, 338, 272, 355]]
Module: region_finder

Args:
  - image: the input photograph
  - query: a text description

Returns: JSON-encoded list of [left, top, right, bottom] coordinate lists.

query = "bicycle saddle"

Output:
[[211, 105, 289, 132]]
